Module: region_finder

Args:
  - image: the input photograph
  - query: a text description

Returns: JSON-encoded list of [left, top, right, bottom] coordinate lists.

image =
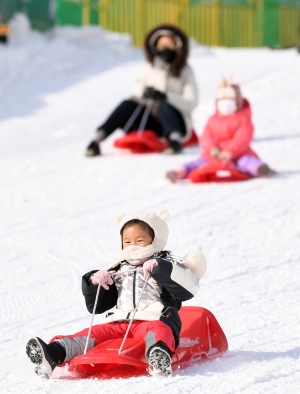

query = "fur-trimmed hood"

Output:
[[144, 24, 189, 77]]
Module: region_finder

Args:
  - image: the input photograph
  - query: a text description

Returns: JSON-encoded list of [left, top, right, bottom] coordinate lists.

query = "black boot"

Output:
[[26, 337, 66, 379], [164, 140, 183, 155], [86, 141, 101, 157], [147, 342, 172, 377]]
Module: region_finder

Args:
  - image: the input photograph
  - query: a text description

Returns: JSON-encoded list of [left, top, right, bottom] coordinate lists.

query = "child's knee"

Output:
[[145, 322, 175, 355]]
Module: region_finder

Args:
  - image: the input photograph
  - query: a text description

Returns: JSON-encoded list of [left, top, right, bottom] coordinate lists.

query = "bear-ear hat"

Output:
[[116, 210, 207, 279], [116, 210, 170, 261]]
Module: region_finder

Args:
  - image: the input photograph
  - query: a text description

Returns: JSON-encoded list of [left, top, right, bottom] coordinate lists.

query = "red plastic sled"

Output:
[[114, 129, 199, 154], [188, 160, 252, 183], [68, 306, 228, 378]]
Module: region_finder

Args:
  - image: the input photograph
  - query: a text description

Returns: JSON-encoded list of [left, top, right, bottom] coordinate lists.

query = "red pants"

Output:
[[51, 320, 175, 354]]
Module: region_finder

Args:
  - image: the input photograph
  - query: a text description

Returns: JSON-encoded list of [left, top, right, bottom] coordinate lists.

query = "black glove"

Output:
[[143, 87, 167, 101]]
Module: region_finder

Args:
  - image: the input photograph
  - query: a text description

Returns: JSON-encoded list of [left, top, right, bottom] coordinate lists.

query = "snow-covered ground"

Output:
[[1, 14, 300, 394]]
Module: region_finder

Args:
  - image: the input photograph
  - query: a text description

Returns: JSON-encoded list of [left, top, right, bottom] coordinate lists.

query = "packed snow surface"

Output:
[[1, 13, 300, 394]]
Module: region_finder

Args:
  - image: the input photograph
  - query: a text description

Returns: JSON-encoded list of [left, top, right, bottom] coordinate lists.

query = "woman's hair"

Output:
[[144, 24, 189, 78], [120, 219, 155, 242]]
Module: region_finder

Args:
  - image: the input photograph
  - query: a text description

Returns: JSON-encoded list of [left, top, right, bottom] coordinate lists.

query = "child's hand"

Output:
[[91, 270, 114, 290], [219, 150, 232, 161], [210, 147, 220, 159], [141, 259, 158, 280]]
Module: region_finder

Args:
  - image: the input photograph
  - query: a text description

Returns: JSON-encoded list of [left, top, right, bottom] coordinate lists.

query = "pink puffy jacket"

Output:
[[200, 99, 258, 161]]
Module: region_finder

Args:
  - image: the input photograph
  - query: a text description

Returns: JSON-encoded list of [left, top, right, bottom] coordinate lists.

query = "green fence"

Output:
[[1, 0, 299, 46], [55, 0, 300, 47], [0, 0, 55, 31]]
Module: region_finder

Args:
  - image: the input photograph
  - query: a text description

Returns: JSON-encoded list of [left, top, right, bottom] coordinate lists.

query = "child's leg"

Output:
[[26, 323, 129, 378], [133, 321, 175, 354], [132, 320, 175, 377], [236, 155, 276, 177], [166, 157, 207, 183], [51, 323, 129, 362]]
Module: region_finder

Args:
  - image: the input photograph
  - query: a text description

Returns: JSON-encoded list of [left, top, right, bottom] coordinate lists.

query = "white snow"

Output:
[[1, 13, 300, 394]]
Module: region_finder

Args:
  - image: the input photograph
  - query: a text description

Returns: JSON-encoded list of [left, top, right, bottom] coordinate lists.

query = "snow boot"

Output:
[[26, 337, 66, 379], [164, 140, 183, 155], [147, 344, 172, 378], [86, 141, 101, 157], [166, 170, 180, 183], [257, 164, 276, 177], [86, 129, 105, 157]]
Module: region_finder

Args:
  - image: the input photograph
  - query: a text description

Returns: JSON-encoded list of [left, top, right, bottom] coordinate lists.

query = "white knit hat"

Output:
[[216, 75, 242, 108], [115, 210, 170, 261]]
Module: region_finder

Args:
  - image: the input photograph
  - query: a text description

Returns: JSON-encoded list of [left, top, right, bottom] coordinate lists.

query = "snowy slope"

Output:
[[1, 14, 300, 394]]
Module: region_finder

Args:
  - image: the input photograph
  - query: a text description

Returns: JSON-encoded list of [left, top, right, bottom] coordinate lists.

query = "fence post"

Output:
[[212, 0, 221, 46], [135, 0, 144, 46], [82, 0, 91, 25], [98, 0, 110, 29], [263, 0, 279, 47], [255, 0, 279, 47]]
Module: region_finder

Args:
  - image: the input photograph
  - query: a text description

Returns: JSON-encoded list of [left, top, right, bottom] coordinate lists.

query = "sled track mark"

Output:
[[0, 281, 77, 327]]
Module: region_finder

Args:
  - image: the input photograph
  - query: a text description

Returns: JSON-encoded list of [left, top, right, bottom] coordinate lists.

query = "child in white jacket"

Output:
[[26, 210, 206, 379]]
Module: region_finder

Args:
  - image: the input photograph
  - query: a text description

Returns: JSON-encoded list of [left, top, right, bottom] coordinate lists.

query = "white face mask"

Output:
[[122, 245, 149, 266], [123, 245, 143, 253], [217, 99, 237, 115]]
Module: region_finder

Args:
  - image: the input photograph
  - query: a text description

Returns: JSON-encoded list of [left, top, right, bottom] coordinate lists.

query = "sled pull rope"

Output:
[[122, 102, 144, 134], [84, 283, 101, 354], [118, 273, 150, 354], [137, 99, 153, 136]]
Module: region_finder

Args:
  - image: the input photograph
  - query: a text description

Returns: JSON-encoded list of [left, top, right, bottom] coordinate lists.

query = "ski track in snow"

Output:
[[1, 15, 300, 394]]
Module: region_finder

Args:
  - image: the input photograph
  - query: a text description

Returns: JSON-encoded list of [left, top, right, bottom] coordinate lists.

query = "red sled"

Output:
[[188, 160, 252, 183], [114, 129, 199, 154], [68, 306, 228, 378]]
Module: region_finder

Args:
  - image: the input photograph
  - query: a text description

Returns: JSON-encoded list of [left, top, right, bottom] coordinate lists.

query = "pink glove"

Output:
[[141, 259, 158, 279], [91, 270, 114, 290], [210, 147, 220, 159], [219, 150, 232, 161]]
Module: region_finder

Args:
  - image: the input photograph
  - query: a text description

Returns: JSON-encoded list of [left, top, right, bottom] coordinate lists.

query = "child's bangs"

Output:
[[121, 219, 155, 241]]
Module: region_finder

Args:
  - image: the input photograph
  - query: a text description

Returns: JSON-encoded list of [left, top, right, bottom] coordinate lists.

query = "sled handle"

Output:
[[84, 283, 101, 355], [123, 102, 144, 134], [110, 267, 139, 278], [83, 267, 141, 354], [137, 99, 153, 136], [118, 273, 150, 354]]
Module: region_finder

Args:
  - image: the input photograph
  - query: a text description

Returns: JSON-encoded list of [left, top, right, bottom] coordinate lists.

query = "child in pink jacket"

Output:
[[166, 77, 275, 182]]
